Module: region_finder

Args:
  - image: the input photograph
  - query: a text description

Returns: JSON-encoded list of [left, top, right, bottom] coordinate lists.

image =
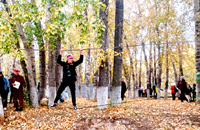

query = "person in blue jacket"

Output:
[[0, 71, 10, 110]]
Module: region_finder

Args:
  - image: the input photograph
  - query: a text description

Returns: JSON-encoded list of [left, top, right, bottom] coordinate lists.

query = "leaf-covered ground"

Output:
[[1, 98, 200, 130]]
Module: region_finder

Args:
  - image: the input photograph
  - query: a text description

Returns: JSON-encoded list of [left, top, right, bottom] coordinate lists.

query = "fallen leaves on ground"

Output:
[[0, 98, 200, 130]]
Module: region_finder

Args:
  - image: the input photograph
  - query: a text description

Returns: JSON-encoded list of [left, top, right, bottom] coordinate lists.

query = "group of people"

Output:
[[171, 76, 196, 103], [0, 69, 26, 111], [1, 48, 196, 113]]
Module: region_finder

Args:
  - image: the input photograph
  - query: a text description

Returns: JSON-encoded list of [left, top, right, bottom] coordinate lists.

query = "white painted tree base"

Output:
[[110, 86, 121, 107], [135, 89, 139, 98], [128, 90, 132, 99], [157, 88, 160, 100], [92, 86, 97, 101], [97, 87, 108, 109], [48, 86, 56, 106], [30, 86, 39, 108], [147, 89, 150, 99], [86, 85, 90, 100], [0, 97, 4, 117], [164, 88, 168, 99]]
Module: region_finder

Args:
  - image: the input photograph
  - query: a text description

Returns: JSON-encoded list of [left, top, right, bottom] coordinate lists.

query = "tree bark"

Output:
[[138, 1, 150, 99], [38, 21, 46, 101], [178, 43, 184, 77], [110, 0, 124, 107], [85, 47, 91, 100], [149, 41, 153, 97], [84, 8, 91, 100], [134, 50, 138, 98], [15, 22, 38, 108], [92, 69, 98, 101], [55, 36, 61, 91], [171, 56, 178, 85], [97, 0, 109, 109], [78, 65, 82, 97], [48, 47, 56, 106], [155, 0, 162, 100], [153, 45, 157, 85], [165, 17, 169, 99], [194, 0, 200, 103], [139, 52, 142, 89], [124, 38, 133, 99]]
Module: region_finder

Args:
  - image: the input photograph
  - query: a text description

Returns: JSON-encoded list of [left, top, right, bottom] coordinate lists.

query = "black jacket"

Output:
[[57, 55, 84, 81], [121, 81, 127, 94]]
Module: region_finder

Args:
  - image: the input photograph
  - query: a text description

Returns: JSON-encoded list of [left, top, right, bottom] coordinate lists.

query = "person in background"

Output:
[[192, 84, 196, 101], [177, 76, 187, 103], [9, 72, 14, 103], [153, 85, 157, 99], [37, 81, 40, 92], [138, 87, 143, 97], [9, 69, 26, 111], [121, 78, 127, 101], [0, 71, 10, 110], [185, 83, 192, 103], [171, 85, 176, 100]]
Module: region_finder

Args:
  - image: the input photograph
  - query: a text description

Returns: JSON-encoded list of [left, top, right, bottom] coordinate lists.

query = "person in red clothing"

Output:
[[171, 85, 176, 100], [9, 69, 26, 111]]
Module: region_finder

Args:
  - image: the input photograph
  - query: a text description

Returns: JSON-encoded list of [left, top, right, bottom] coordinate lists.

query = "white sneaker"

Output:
[[3, 108, 7, 111]]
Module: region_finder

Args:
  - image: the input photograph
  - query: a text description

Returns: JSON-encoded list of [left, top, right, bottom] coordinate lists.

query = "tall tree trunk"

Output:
[[92, 51, 98, 101], [38, 21, 46, 101], [110, 0, 124, 107], [165, 18, 169, 99], [178, 44, 183, 77], [155, 0, 162, 100], [97, 0, 109, 109], [124, 37, 133, 99], [15, 22, 38, 108], [85, 7, 91, 100], [78, 65, 82, 97], [171, 56, 178, 85], [109, 61, 112, 85], [134, 50, 138, 98], [3, 0, 33, 105], [138, 1, 150, 99], [194, 0, 200, 103], [92, 69, 98, 101], [142, 43, 150, 99], [153, 45, 157, 85], [48, 47, 56, 106], [55, 37, 61, 91], [16, 41, 30, 90], [46, 1, 56, 106], [85, 47, 91, 100], [139, 53, 142, 89], [149, 41, 153, 97]]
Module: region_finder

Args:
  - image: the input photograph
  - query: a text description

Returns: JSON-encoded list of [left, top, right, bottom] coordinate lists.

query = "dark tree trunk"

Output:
[[111, 0, 124, 106], [171, 56, 178, 85], [139, 53, 142, 89], [38, 21, 46, 101], [194, 0, 200, 103], [55, 36, 61, 91], [97, 0, 109, 109]]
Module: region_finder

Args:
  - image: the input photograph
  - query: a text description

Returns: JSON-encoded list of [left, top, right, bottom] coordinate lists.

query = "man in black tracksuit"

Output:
[[121, 78, 127, 101], [51, 49, 83, 110]]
